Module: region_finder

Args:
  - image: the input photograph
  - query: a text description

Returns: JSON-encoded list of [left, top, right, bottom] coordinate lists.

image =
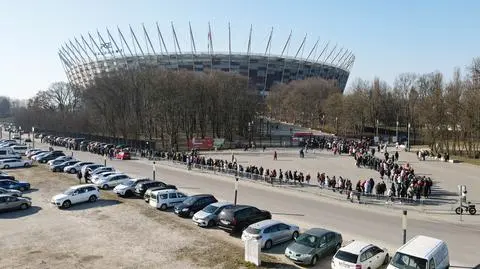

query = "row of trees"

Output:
[[14, 69, 261, 150], [267, 58, 480, 157]]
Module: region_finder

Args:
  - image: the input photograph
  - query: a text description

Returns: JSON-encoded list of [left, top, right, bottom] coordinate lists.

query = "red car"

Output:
[[116, 151, 131, 160]]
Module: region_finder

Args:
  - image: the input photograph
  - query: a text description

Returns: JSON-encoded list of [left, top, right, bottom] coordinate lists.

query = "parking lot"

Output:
[[0, 164, 337, 269]]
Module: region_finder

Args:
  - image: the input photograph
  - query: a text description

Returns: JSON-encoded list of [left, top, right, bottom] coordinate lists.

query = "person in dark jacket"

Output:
[[76, 170, 82, 184]]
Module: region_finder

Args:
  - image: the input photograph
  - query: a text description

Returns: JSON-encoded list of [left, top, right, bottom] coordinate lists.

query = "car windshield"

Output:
[[123, 180, 136, 186], [182, 197, 196, 205], [295, 234, 319, 248], [391, 252, 427, 269], [202, 205, 218, 214], [245, 227, 262, 234], [335, 250, 358, 264]]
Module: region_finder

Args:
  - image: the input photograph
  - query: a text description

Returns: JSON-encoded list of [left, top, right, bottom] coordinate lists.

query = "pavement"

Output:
[[9, 135, 480, 267]]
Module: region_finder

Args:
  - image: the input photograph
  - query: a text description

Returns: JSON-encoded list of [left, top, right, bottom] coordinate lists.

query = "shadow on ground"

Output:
[[66, 199, 121, 211], [0, 205, 42, 219]]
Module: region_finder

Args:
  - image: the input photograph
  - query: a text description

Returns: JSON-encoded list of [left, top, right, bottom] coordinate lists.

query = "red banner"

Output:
[[188, 137, 214, 150]]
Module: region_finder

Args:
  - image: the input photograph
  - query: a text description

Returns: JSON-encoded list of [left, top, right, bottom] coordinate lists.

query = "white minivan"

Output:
[[0, 148, 21, 160], [149, 189, 188, 210], [10, 145, 28, 155], [388, 235, 449, 269]]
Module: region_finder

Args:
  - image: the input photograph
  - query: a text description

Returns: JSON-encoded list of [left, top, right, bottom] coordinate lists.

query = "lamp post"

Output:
[[396, 121, 399, 144], [152, 161, 156, 180], [32, 127, 35, 149], [104, 155, 107, 166], [335, 117, 338, 135], [376, 119, 379, 141], [407, 123, 411, 151], [19, 127, 22, 144], [234, 176, 239, 205], [402, 210, 408, 244]]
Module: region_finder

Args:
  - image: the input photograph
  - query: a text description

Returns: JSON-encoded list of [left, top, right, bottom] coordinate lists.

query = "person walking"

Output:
[[76, 170, 82, 184], [273, 151, 277, 160]]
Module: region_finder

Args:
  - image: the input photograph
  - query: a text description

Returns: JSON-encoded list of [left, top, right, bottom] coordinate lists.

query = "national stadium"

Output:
[[58, 22, 355, 95]]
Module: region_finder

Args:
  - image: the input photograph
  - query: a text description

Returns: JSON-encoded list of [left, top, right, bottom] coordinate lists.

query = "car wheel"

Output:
[[310, 255, 318, 266], [24, 163, 31, 167], [160, 204, 167, 210], [69, 168, 76, 173], [54, 168, 59, 172], [383, 254, 390, 265], [125, 190, 133, 197], [19, 186, 25, 192], [89, 195, 97, 202], [102, 184, 109, 190], [62, 200, 71, 209], [20, 203, 29, 210], [4, 165, 9, 169], [264, 240, 273, 250], [292, 231, 299, 240], [207, 220, 215, 227]]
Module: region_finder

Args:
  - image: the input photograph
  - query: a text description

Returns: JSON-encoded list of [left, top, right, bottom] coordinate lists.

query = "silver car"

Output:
[[0, 194, 31, 212], [192, 202, 233, 227], [0, 187, 22, 197], [242, 219, 299, 250]]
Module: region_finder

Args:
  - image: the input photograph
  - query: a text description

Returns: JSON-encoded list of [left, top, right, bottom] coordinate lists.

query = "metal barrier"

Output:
[[154, 158, 457, 208]]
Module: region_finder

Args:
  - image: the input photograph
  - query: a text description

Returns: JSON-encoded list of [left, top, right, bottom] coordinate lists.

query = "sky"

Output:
[[1, 0, 479, 99]]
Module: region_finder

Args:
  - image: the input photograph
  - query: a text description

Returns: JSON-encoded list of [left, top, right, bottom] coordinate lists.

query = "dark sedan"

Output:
[[51, 160, 80, 172], [174, 194, 218, 218], [37, 152, 65, 163], [0, 179, 30, 191]]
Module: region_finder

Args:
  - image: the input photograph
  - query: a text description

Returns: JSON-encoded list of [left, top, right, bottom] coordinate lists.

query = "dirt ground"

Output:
[[0, 164, 307, 269]]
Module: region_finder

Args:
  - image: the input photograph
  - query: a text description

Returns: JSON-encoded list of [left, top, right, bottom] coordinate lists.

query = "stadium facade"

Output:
[[58, 22, 355, 95]]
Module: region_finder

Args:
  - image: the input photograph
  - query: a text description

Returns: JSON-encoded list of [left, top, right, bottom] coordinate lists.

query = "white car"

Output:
[[113, 178, 150, 197], [332, 241, 389, 269], [91, 171, 121, 183], [95, 174, 131, 189], [64, 161, 94, 173], [32, 152, 50, 161], [47, 156, 73, 165], [81, 164, 104, 178], [91, 166, 115, 176], [241, 219, 299, 250], [0, 158, 32, 169], [51, 184, 100, 209]]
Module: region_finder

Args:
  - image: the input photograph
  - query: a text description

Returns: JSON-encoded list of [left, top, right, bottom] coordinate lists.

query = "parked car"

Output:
[[64, 161, 94, 173], [51, 160, 80, 172], [134, 180, 168, 197], [0, 148, 21, 160], [0, 174, 16, 181], [36, 151, 65, 163], [0, 179, 30, 192], [332, 241, 389, 269], [91, 166, 115, 176], [91, 171, 122, 183], [284, 228, 342, 266], [0, 194, 31, 212], [47, 156, 73, 165], [388, 235, 450, 269], [0, 158, 32, 169], [10, 145, 28, 155], [242, 220, 299, 250], [51, 184, 100, 209], [174, 194, 218, 218], [116, 151, 131, 160], [0, 187, 22, 197], [113, 178, 150, 197], [192, 202, 233, 227], [94, 174, 131, 189], [82, 164, 104, 178], [143, 185, 178, 203], [26, 149, 46, 158], [31, 152, 53, 161], [217, 205, 272, 234], [149, 189, 188, 210]]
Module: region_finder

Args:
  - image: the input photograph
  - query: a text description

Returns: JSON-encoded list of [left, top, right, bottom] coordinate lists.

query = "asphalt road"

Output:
[[20, 138, 480, 267]]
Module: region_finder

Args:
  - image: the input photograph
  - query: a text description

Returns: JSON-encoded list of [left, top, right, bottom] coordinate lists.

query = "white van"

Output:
[[0, 148, 21, 160], [10, 145, 28, 155], [149, 189, 188, 210], [388, 235, 449, 269]]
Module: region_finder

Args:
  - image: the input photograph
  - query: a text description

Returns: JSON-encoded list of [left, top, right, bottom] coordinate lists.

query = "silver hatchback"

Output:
[[0, 194, 31, 212], [242, 219, 299, 250]]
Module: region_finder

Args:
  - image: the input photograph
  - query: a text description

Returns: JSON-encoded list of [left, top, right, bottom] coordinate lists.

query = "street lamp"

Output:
[[152, 161, 156, 180], [402, 210, 408, 244], [19, 127, 22, 144], [407, 123, 411, 151], [376, 119, 379, 140], [32, 127, 35, 149], [396, 121, 399, 144], [335, 117, 338, 135]]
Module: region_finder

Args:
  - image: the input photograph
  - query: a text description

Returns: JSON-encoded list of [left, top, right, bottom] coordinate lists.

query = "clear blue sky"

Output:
[[1, 0, 479, 99]]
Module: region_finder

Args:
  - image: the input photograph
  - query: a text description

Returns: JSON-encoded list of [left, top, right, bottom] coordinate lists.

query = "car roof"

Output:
[[340, 241, 373, 255], [248, 219, 281, 229], [222, 205, 253, 212], [304, 228, 333, 237], [151, 188, 178, 194], [189, 194, 214, 199], [0, 194, 17, 198], [70, 184, 97, 189], [210, 201, 233, 207], [130, 178, 149, 182], [0, 158, 20, 161], [397, 235, 444, 258]]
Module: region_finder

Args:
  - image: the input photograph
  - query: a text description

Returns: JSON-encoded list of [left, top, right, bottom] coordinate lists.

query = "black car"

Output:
[[0, 175, 15, 181], [174, 194, 218, 218], [37, 151, 65, 163], [51, 160, 80, 172], [217, 205, 271, 234], [143, 185, 177, 203], [134, 180, 167, 197]]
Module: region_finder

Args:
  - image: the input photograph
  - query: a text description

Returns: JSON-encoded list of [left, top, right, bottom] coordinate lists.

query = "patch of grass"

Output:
[[450, 155, 480, 166]]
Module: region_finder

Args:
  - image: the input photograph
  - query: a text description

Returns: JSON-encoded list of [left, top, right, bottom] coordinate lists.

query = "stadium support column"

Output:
[[208, 22, 214, 71], [324, 43, 337, 63], [246, 25, 252, 90], [228, 22, 232, 72], [189, 22, 197, 71], [262, 27, 273, 97], [280, 30, 292, 84], [294, 34, 307, 80], [156, 22, 171, 66], [171, 22, 182, 71]]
